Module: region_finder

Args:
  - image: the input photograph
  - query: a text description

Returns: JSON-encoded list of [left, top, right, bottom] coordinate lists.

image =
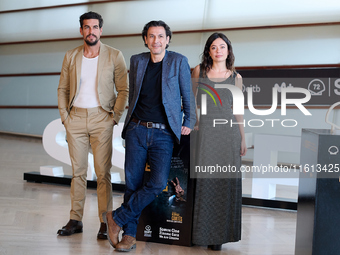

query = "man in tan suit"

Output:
[[57, 11, 128, 240]]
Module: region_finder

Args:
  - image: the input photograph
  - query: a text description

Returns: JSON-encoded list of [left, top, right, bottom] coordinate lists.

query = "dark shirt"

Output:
[[132, 59, 168, 124]]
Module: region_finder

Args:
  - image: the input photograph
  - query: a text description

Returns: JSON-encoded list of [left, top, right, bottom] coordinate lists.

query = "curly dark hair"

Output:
[[142, 20, 172, 49], [79, 11, 103, 28], [200, 32, 235, 77]]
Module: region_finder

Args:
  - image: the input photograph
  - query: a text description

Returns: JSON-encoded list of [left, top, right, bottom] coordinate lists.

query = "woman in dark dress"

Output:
[[191, 33, 247, 251]]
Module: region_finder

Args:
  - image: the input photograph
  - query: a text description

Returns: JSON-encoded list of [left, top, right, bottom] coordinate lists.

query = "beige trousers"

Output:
[[64, 106, 113, 222]]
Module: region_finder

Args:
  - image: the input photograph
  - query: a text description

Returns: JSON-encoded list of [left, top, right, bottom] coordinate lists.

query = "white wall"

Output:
[[1, 0, 340, 136]]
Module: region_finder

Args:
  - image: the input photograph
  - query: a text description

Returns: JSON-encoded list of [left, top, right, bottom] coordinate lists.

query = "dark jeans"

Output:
[[113, 121, 174, 237]]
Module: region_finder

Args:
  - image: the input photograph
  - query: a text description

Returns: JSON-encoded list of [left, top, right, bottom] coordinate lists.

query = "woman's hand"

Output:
[[194, 120, 199, 130], [240, 139, 247, 156]]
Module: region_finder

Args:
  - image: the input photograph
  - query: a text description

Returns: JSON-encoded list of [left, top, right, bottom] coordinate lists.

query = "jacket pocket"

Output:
[[167, 76, 178, 88]]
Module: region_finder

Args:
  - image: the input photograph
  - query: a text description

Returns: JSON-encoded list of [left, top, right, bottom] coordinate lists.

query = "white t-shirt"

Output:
[[73, 55, 101, 108]]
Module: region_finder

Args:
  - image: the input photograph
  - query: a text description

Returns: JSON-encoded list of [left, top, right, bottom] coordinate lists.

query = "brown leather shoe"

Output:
[[115, 235, 136, 252], [97, 222, 107, 240], [57, 219, 83, 236], [102, 211, 121, 248]]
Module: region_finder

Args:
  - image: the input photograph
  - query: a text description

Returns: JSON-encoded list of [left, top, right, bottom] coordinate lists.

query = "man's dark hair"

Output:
[[79, 11, 103, 28], [142, 20, 172, 49]]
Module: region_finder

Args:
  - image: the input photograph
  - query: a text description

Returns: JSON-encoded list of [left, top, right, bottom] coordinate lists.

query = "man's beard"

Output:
[[85, 35, 99, 46]]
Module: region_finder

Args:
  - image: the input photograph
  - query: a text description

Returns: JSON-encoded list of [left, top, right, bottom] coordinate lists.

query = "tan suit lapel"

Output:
[[75, 47, 83, 94], [97, 43, 107, 88]]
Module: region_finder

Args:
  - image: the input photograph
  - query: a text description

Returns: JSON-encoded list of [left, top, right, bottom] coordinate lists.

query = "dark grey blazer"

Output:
[[122, 50, 196, 143]]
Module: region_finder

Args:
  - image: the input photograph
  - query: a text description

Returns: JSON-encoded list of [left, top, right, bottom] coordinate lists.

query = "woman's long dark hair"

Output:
[[200, 32, 235, 77]]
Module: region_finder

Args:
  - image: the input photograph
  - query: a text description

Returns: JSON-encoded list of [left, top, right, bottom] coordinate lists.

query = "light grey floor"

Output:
[[0, 134, 297, 255]]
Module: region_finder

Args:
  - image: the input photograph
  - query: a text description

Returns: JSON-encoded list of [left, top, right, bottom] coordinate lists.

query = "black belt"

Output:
[[131, 117, 167, 129]]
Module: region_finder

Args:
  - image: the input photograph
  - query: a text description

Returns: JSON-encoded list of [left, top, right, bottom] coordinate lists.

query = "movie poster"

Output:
[[136, 135, 194, 246]]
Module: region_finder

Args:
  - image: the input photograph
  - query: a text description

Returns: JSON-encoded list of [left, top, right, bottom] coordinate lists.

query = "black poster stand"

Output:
[[295, 129, 340, 255]]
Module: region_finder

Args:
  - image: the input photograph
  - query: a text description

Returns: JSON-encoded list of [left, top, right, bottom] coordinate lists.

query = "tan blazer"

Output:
[[57, 42, 129, 124]]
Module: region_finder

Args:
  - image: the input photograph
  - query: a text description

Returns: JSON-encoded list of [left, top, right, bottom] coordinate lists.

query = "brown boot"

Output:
[[102, 211, 121, 248], [115, 235, 136, 252]]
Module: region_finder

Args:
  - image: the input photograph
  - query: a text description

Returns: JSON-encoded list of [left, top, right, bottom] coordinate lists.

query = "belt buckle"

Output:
[[146, 122, 153, 128]]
